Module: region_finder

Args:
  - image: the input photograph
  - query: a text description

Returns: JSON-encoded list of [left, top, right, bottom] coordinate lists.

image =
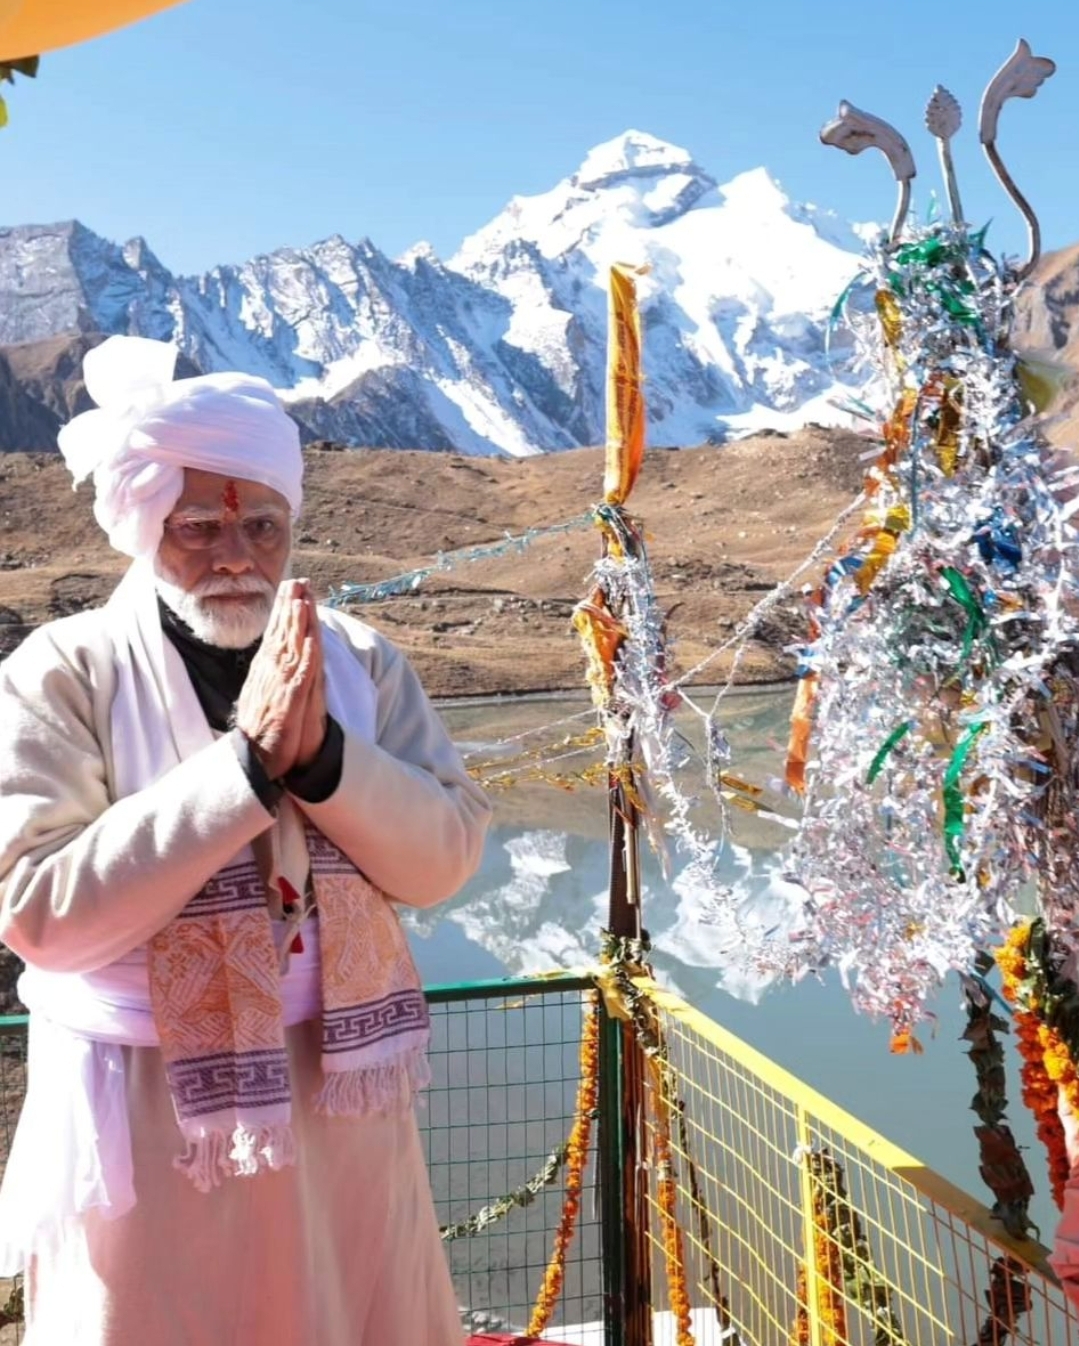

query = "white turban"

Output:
[[57, 335, 304, 558]]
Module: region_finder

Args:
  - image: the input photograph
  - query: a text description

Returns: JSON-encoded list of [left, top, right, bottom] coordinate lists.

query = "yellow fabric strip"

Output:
[[603, 262, 646, 507]]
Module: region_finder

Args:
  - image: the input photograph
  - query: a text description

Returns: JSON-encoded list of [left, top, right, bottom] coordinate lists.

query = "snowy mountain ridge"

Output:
[[0, 130, 872, 455]]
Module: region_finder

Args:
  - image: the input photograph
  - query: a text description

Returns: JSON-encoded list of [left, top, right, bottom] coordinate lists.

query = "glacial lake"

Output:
[[410, 685, 1054, 1243]]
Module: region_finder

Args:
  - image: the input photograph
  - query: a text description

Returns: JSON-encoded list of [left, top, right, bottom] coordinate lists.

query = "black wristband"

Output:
[[228, 727, 284, 814], [284, 716, 344, 803]]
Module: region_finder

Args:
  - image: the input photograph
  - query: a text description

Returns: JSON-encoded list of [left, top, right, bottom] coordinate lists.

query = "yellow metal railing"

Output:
[[634, 977, 1076, 1346]]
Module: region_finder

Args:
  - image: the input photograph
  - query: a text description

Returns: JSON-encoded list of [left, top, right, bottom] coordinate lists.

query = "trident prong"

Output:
[[820, 102, 916, 247], [979, 38, 1056, 278], [925, 86, 964, 225]]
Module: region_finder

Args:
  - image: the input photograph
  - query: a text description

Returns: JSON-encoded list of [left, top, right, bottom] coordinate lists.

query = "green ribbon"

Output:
[[867, 720, 914, 784], [829, 272, 864, 328], [969, 221, 991, 253], [936, 283, 978, 324], [888, 234, 980, 324], [940, 566, 987, 667], [893, 236, 953, 269], [943, 722, 988, 878]]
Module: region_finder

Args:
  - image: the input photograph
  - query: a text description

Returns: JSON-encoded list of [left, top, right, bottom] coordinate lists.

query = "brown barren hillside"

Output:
[[1016, 243, 1079, 448], [0, 427, 868, 696]]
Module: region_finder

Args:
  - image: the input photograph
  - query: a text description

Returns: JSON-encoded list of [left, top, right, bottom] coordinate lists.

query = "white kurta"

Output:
[[0, 598, 491, 1345], [26, 1021, 463, 1345]]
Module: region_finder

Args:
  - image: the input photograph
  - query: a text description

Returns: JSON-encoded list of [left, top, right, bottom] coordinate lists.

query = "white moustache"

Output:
[[194, 577, 275, 600]]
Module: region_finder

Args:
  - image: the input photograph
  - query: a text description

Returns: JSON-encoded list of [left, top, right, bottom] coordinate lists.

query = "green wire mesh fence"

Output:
[[0, 980, 605, 1345], [422, 974, 603, 1342]]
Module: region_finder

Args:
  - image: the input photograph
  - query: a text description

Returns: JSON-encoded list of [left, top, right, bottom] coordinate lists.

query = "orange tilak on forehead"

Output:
[[221, 480, 240, 515]]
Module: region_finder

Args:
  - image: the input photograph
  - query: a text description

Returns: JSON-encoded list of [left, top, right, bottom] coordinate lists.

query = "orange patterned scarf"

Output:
[[147, 823, 429, 1191]]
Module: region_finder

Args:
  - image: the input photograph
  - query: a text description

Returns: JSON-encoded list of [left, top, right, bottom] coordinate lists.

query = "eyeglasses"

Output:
[[162, 512, 288, 553]]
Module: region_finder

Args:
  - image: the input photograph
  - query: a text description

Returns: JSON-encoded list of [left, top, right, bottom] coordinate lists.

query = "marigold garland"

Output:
[[792, 1150, 909, 1346], [791, 1240, 846, 1346], [648, 1057, 695, 1346], [995, 920, 1075, 1209], [526, 992, 600, 1338], [792, 1266, 811, 1346], [1037, 1019, 1079, 1208], [791, 1154, 847, 1346], [599, 931, 740, 1341], [672, 1098, 739, 1342]]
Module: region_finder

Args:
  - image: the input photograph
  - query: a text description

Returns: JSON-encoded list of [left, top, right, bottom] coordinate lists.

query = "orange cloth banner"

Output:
[[572, 589, 626, 711], [785, 672, 818, 794], [602, 263, 646, 507]]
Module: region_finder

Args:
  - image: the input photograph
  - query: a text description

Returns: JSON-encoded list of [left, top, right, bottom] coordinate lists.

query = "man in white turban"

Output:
[[0, 336, 491, 1344]]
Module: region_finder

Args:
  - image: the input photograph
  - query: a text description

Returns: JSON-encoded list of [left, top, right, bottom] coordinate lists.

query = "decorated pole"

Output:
[[576, 262, 653, 1346], [604, 261, 648, 946], [781, 38, 1071, 1239], [605, 263, 652, 1346], [790, 37, 1063, 1031]]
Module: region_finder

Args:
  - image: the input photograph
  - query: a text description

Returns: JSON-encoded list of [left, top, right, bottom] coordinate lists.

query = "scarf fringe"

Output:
[[315, 1049, 431, 1118], [174, 1123, 297, 1193]]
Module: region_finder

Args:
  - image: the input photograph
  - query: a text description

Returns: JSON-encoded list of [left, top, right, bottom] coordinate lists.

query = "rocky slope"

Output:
[[0, 425, 867, 694], [1016, 242, 1079, 446]]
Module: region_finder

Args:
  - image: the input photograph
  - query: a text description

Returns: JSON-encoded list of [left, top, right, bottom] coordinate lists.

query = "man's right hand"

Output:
[[235, 579, 318, 779]]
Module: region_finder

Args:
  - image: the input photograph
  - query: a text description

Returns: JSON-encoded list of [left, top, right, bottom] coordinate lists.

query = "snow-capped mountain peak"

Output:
[[0, 131, 870, 456], [573, 129, 702, 188], [446, 133, 864, 446], [452, 128, 720, 270]]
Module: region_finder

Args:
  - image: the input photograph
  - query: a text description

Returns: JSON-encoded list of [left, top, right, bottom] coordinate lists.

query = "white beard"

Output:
[[154, 568, 276, 650]]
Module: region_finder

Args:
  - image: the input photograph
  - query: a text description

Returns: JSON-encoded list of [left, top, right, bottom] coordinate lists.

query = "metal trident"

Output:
[[820, 37, 1055, 272]]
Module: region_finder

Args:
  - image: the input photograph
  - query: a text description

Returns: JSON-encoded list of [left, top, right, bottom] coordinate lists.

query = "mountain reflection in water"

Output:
[[408, 687, 1051, 1242]]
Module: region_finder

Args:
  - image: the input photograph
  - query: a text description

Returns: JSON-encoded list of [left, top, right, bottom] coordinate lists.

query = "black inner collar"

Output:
[[158, 596, 261, 732]]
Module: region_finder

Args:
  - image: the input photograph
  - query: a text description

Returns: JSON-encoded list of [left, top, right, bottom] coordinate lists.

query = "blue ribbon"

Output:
[[973, 508, 1022, 573]]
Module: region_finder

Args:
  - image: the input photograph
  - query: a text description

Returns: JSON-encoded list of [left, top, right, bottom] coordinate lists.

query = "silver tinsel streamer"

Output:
[[782, 223, 1079, 1033], [581, 507, 785, 977]]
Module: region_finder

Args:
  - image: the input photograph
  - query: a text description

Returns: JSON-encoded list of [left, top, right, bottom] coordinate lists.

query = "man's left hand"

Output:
[[295, 583, 329, 769]]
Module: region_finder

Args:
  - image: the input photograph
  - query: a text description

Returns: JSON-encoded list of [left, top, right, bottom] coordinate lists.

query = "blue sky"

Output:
[[3, 0, 1077, 275]]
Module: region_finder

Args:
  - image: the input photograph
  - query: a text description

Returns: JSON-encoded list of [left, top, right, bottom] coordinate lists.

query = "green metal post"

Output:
[[605, 779, 653, 1345], [598, 999, 627, 1346]]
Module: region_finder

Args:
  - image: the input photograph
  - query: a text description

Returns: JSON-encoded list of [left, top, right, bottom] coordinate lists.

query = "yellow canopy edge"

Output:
[[0, 0, 186, 60], [602, 262, 646, 508]]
